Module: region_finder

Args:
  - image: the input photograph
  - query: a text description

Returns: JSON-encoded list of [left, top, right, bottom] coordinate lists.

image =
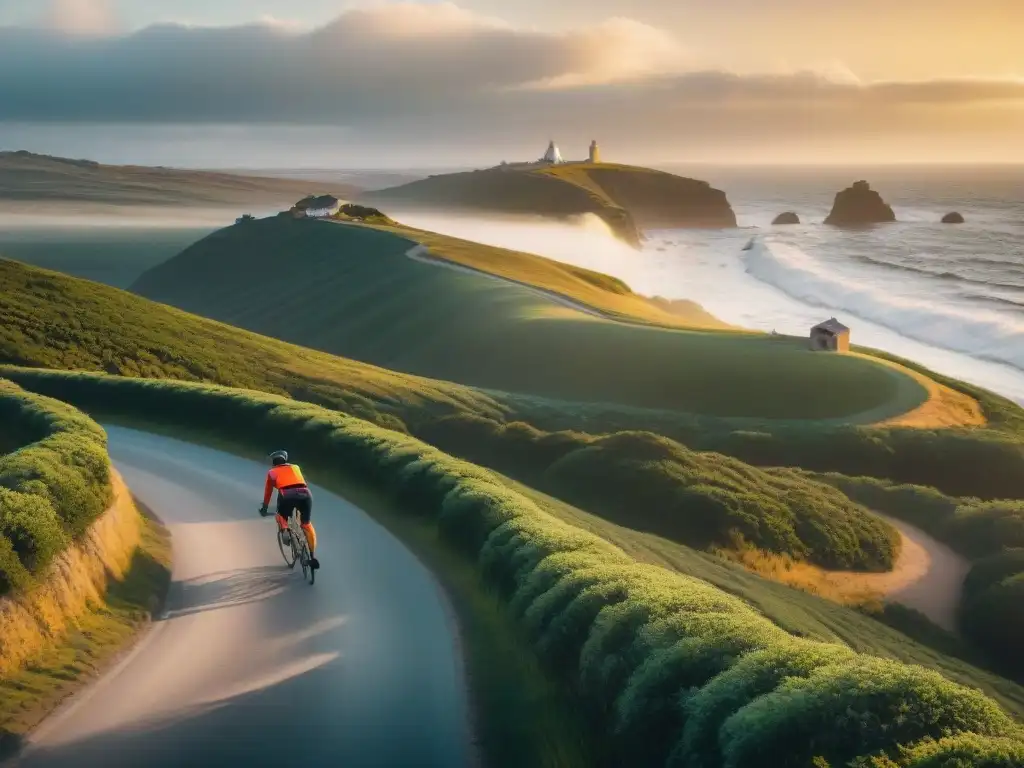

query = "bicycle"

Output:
[[265, 508, 315, 586]]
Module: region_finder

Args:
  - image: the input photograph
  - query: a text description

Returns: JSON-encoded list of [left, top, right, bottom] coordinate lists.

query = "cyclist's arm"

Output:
[[263, 472, 275, 507]]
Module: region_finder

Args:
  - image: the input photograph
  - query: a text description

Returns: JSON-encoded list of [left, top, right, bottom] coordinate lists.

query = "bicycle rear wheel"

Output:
[[298, 539, 315, 586], [278, 529, 296, 569]]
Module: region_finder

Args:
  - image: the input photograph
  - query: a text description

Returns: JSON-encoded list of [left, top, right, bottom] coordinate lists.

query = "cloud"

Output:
[[0, 2, 1022, 163], [44, 0, 117, 36]]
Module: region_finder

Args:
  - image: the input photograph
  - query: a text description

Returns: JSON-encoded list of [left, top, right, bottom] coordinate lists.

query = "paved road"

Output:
[[17, 426, 473, 768]]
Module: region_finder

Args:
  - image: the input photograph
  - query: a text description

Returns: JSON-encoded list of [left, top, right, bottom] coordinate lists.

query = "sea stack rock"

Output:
[[942, 212, 965, 224], [772, 212, 800, 225], [824, 180, 896, 226]]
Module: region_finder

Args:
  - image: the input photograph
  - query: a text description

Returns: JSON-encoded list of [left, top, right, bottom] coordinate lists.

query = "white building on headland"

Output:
[[497, 141, 603, 171], [293, 194, 342, 218], [542, 140, 564, 164]]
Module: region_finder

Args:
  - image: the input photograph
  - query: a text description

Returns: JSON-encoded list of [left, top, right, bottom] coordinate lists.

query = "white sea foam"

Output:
[[743, 238, 1024, 370]]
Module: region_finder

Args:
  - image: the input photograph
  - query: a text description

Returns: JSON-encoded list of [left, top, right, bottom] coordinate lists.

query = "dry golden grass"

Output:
[[714, 546, 883, 606], [0, 471, 140, 678], [861, 353, 986, 428]]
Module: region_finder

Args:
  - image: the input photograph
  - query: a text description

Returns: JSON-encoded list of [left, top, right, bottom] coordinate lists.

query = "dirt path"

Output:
[[824, 511, 969, 632]]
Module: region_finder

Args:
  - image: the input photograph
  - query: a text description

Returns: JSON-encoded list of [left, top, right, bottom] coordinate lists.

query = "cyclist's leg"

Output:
[[276, 494, 294, 538], [298, 495, 316, 555], [297, 493, 318, 567]]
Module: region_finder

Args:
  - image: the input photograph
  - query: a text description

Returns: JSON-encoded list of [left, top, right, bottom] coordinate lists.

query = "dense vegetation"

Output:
[[813, 473, 1024, 680], [7, 369, 1020, 767], [0, 379, 110, 593], [418, 419, 899, 570], [130, 218, 932, 422]]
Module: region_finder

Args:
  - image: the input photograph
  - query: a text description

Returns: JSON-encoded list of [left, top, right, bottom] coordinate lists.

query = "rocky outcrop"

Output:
[[942, 212, 965, 224], [772, 212, 800, 225], [824, 181, 896, 226]]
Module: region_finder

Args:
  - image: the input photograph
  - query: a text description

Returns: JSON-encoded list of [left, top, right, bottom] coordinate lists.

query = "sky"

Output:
[[0, 0, 1022, 168]]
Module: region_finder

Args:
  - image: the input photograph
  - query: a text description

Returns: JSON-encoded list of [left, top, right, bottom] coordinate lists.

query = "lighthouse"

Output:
[[542, 141, 564, 164], [589, 140, 601, 163]]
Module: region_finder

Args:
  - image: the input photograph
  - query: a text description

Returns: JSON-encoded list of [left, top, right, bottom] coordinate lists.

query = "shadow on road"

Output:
[[161, 566, 295, 619]]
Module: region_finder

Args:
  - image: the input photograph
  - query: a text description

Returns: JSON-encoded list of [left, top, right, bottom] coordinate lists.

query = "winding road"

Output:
[[17, 426, 474, 768]]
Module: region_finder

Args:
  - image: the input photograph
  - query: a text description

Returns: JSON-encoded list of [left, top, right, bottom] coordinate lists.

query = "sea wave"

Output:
[[743, 237, 1024, 370]]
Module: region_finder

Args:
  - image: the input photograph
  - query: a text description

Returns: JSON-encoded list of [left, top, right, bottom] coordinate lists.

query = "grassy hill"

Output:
[[131, 216, 946, 424], [0, 151, 356, 208], [0, 258, 914, 571], [361, 162, 736, 246]]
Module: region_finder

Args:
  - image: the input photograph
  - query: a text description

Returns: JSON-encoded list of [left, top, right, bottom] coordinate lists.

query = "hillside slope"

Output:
[[0, 258, 500, 430], [131, 217, 935, 422], [0, 151, 356, 207], [361, 163, 736, 245], [0, 260, 913, 572]]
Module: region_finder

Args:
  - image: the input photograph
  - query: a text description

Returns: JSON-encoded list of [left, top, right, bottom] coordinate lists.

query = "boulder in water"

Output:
[[772, 212, 800, 225], [824, 180, 896, 226], [942, 211, 965, 224]]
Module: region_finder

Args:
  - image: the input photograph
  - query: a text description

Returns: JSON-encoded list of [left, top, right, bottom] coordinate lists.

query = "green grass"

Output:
[[131, 216, 931, 422], [10, 372, 1021, 768], [0, 511, 170, 759], [0, 256, 505, 431]]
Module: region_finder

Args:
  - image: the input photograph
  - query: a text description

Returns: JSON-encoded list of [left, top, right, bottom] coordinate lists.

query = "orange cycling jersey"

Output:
[[264, 464, 307, 506]]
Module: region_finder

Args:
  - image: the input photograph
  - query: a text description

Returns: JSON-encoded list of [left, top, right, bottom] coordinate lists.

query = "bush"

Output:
[[0, 378, 110, 593], [7, 368, 1021, 767], [896, 733, 1024, 767], [670, 640, 857, 768], [421, 418, 900, 571], [962, 573, 1024, 679], [719, 657, 1017, 768]]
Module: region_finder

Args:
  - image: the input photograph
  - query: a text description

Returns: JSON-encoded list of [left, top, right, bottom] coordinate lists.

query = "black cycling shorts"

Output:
[[277, 486, 313, 525]]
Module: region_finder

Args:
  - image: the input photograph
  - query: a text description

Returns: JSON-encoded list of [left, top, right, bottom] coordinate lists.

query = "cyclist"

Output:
[[259, 450, 319, 570]]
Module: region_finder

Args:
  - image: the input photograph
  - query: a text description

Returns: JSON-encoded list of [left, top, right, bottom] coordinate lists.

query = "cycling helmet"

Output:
[[269, 450, 289, 466]]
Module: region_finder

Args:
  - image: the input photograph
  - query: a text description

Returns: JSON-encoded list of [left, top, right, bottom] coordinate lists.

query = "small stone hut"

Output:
[[809, 318, 850, 352]]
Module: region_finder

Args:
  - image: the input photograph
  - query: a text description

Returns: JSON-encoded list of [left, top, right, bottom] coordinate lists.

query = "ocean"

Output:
[[393, 164, 1024, 405]]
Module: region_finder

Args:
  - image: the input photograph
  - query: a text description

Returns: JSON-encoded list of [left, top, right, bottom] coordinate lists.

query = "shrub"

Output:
[[961, 573, 1024, 679], [670, 639, 857, 768], [719, 657, 1017, 768], [422, 419, 900, 571], [964, 549, 1024, 598], [896, 733, 1024, 767], [0, 378, 110, 593]]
